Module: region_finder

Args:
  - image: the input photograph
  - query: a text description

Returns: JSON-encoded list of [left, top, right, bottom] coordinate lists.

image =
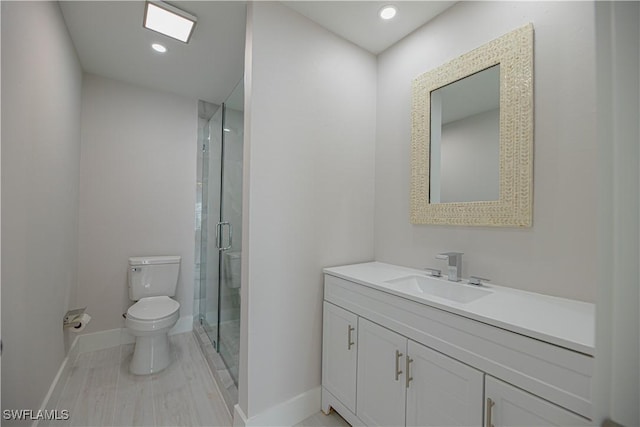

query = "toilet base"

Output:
[[130, 332, 172, 375]]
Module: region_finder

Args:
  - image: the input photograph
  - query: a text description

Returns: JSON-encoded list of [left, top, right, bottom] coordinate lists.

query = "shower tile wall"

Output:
[[203, 107, 222, 333], [220, 106, 243, 324], [194, 100, 218, 319]]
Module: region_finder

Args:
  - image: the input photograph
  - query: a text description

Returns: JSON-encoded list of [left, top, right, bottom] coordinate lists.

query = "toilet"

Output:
[[125, 256, 181, 375]]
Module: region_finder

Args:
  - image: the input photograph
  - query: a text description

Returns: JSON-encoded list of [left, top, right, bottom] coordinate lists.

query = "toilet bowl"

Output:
[[126, 256, 181, 375], [126, 296, 180, 375], [224, 251, 242, 289]]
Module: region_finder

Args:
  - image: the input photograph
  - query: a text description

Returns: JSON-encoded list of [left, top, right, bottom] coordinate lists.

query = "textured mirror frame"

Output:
[[411, 24, 533, 227]]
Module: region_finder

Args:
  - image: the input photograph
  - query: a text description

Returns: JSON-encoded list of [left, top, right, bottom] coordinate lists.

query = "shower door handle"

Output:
[[215, 222, 222, 249], [216, 221, 232, 251]]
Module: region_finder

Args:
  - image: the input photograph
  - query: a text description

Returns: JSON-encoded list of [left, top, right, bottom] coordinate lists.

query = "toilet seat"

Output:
[[127, 296, 179, 321]]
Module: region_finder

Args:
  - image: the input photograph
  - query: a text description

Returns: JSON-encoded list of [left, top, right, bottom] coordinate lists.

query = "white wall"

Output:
[[376, 1, 597, 302], [240, 2, 376, 421], [1, 1, 82, 418], [1, 1, 3, 411], [77, 74, 197, 333], [593, 2, 640, 425], [607, 4, 640, 420]]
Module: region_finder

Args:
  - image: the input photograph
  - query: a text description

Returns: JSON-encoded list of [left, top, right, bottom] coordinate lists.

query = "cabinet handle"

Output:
[[395, 350, 403, 381], [347, 325, 355, 350], [486, 397, 495, 427], [405, 355, 413, 388]]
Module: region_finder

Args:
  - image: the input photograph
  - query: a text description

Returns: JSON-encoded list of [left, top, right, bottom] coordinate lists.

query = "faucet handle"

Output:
[[424, 268, 442, 277], [468, 276, 490, 286]]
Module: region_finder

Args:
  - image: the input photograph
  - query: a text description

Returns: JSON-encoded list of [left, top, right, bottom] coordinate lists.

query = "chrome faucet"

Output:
[[436, 252, 463, 282]]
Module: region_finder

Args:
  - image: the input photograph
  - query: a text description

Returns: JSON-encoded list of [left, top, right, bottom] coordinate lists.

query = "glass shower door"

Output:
[[199, 79, 243, 388], [218, 80, 243, 385]]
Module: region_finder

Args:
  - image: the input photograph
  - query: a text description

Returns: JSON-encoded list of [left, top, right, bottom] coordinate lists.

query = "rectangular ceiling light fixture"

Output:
[[143, 1, 197, 43]]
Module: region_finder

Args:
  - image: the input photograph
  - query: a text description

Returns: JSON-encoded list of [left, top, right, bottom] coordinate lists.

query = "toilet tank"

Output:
[[128, 256, 181, 301]]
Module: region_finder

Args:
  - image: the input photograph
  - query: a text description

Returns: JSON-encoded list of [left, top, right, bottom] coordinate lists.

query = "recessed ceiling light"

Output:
[[152, 43, 167, 53], [143, 1, 197, 43], [379, 5, 397, 20]]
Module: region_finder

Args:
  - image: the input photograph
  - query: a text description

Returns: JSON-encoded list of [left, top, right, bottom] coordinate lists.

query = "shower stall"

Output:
[[194, 79, 243, 410]]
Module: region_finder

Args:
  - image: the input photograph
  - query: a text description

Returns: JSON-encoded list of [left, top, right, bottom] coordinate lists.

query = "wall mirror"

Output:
[[411, 24, 533, 227]]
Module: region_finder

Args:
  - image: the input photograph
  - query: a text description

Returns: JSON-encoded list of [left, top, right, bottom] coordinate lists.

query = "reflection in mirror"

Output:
[[429, 65, 500, 203]]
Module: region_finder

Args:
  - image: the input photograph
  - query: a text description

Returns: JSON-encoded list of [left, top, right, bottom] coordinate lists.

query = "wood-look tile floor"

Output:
[[51, 332, 231, 427], [49, 330, 349, 427]]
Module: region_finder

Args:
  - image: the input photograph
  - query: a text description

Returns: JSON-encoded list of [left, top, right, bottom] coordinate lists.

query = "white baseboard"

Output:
[[78, 315, 193, 353], [233, 404, 249, 427], [233, 387, 321, 427], [34, 336, 80, 427], [78, 328, 131, 353]]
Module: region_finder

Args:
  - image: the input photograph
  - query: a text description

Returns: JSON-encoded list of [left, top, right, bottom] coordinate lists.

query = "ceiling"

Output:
[[283, 1, 455, 54], [60, 1, 455, 105], [60, 1, 247, 105]]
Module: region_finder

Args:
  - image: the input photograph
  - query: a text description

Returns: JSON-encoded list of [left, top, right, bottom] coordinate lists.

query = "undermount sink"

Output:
[[385, 275, 491, 304]]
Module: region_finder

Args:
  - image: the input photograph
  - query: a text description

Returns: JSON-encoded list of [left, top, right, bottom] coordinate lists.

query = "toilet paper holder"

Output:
[[63, 307, 87, 329]]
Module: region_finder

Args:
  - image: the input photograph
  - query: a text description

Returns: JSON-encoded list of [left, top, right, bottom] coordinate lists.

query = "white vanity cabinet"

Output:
[[321, 264, 594, 427]]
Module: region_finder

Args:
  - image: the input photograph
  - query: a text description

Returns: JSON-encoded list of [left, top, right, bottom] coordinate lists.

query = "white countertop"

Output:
[[324, 262, 595, 356]]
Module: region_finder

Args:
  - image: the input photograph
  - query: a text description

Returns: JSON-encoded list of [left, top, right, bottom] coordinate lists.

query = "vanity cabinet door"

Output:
[[356, 318, 407, 427], [485, 376, 589, 427], [406, 340, 484, 426], [322, 302, 358, 413]]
